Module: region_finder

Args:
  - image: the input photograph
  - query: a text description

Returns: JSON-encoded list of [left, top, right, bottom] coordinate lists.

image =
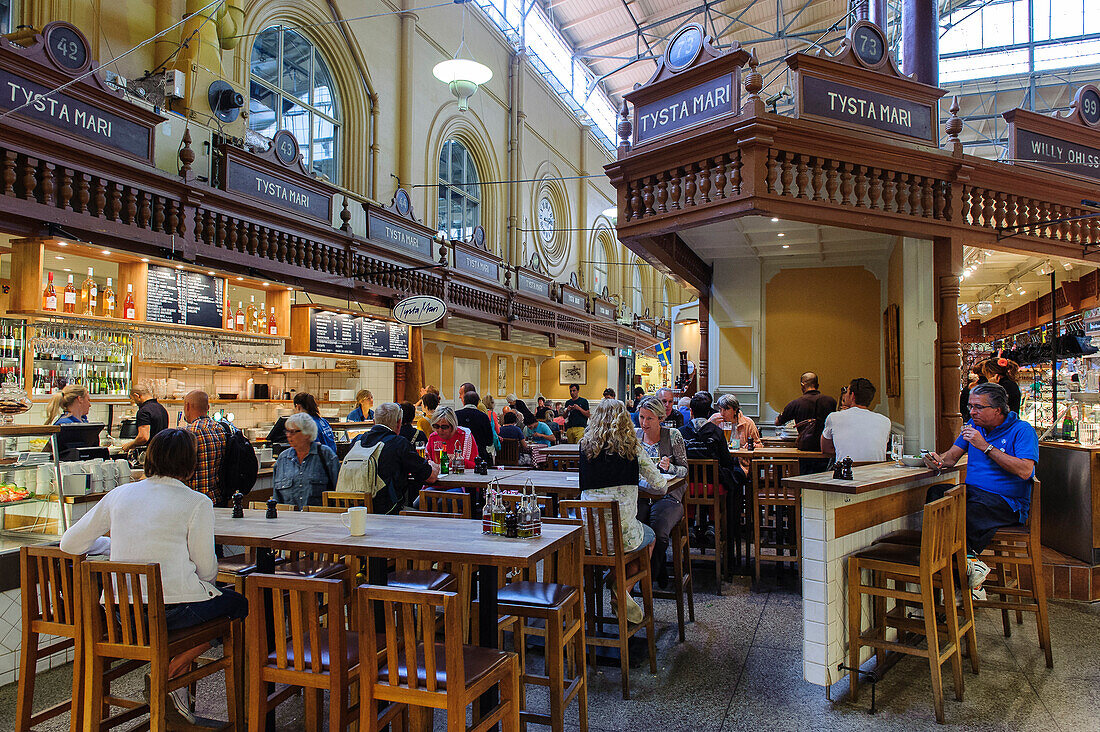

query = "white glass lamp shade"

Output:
[[976, 301, 993, 316], [433, 59, 493, 111]]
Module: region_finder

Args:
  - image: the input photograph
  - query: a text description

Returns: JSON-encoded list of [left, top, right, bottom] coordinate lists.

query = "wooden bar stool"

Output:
[[357, 584, 521, 732], [651, 509, 695, 642], [684, 459, 727, 594], [751, 459, 801, 585], [560, 499, 656, 700], [80, 561, 244, 732], [420, 488, 473, 518], [498, 516, 588, 731], [972, 479, 1053, 668], [847, 495, 964, 724]]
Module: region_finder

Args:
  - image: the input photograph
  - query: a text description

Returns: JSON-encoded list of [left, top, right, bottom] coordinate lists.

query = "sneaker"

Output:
[[623, 595, 644, 624], [972, 586, 987, 602], [967, 558, 991, 589], [144, 673, 197, 725]]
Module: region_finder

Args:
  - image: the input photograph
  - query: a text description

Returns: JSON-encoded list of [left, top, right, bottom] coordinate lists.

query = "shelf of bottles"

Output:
[[0, 319, 25, 387], [30, 323, 132, 398]]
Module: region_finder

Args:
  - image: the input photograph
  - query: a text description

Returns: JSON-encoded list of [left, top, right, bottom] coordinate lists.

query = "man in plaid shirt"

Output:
[[183, 390, 230, 504]]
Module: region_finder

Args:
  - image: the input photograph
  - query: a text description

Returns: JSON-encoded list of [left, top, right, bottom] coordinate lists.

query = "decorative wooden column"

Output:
[[698, 294, 710, 392], [402, 326, 425, 403], [933, 236, 963, 450]]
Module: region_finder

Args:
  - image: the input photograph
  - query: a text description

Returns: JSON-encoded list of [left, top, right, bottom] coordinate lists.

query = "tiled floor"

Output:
[[1, 571, 1097, 732]]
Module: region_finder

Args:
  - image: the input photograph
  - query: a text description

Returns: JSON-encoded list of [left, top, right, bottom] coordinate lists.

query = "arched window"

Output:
[[662, 282, 671, 323], [590, 236, 609, 294], [249, 26, 341, 183], [632, 267, 643, 317], [438, 140, 480, 241]]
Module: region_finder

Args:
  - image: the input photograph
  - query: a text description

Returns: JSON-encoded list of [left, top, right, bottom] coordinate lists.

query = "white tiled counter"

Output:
[[786, 464, 961, 690]]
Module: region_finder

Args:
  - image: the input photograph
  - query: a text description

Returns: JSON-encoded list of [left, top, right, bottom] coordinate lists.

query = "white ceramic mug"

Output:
[[341, 506, 368, 536]]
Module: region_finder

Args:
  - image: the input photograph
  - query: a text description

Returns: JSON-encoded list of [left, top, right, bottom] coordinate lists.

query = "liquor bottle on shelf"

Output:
[[63, 275, 76, 313], [268, 307, 278, 336], [123, 284, 136, 320], [255, 301, 266, 333], [81, 268, 97, 316], [225, 299, 235, 330], [1, 324, 10, 359], [246, 296, 258, 334], [43, 272, 57, 311], [11, 324, 20, 361], [235, 301, 245, 331], [102, 277, 116, 317]]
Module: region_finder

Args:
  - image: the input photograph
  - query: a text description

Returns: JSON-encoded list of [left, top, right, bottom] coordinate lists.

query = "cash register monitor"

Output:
[[56, 422, 108, 461]]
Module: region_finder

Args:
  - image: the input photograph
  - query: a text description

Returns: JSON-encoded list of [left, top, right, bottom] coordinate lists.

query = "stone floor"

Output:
[[1, 570, 1097, 732]]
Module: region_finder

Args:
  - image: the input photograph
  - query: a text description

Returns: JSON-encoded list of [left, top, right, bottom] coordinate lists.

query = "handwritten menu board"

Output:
[[145, 265, 224, 329], [309, 309, 410, 360]]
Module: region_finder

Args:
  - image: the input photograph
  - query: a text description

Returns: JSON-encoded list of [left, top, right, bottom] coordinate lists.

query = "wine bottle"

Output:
[[225, 298, 235, 330], [63, 275, 76, 313], [235, 301, 245, 330], [42, 272, 57, 311], [102, 277, 116, 318], [81, 267, 97, 316], [246, 296, 257, 334], [123, 284, 136, 320], [268, 307, 278, 336]]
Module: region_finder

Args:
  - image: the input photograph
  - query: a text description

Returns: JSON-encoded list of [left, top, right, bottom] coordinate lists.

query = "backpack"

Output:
[[336, 434, 393, 498], [218, 421, 259, 505]]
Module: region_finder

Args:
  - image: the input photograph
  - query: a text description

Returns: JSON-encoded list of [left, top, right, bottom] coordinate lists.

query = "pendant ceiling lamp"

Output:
[[433, 2, 492, 111]]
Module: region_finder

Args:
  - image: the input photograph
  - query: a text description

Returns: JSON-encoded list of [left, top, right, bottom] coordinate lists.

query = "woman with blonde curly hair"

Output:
[[578, 398, 667, 623]]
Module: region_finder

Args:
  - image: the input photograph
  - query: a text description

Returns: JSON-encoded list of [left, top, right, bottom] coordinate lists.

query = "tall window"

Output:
[[249, 27, 341, 183], [632, 267, 643, 317], [0, 0, 12, 34], [438, 140, 480, 241], [590, 237, 609, 294], [662, 282, 671, 323]]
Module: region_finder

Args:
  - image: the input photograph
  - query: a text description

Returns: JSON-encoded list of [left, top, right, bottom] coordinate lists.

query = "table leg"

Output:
[[477, 563, 500, 730], [368, 556, 388, 633]]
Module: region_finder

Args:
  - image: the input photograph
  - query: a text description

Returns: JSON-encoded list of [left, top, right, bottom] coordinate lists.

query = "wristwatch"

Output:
[[983, 444, 995, 455]]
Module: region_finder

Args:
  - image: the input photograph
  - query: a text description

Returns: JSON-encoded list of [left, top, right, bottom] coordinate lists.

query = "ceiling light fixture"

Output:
[[777, 232, 785, 237], [54, 255, 63, 260], [770, 217, 779, 223], [141, 258, 149, 263], [57, 241, 67, 247], [101, 250, 110, 255], [432, 4, 492, 112], [236, 276, 244, 281], [781, 244, 790, 249], [207, 271, 215, 275]]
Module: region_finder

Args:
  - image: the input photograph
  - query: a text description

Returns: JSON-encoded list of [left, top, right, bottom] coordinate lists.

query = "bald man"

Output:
[[776, 372, 837, 464], [183, 390, 231, 505]]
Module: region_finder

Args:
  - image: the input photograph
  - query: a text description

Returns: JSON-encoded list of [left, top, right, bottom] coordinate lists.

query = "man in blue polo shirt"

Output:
[[923, 382, 1038, 599]]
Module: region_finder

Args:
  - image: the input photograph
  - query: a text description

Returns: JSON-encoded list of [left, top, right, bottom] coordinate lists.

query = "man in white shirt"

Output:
[[821, 377, 892, 462]]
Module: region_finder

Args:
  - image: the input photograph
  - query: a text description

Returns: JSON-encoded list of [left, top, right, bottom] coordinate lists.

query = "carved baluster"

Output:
[[276, 232, 286, 262], [880, 171, 896, 213], [730, 152, 742, 195], [122, 187, 137, 225], [1, 151, 15, 195], [792, 154, 808, 199], [840, 162, 854, 206], [669, 167, 682, 209], [296, 237, 305, 267], [248, 223, 259, 255], [1028, 198, 1040, 236], [36, 162, 56, 207], [151, 196, 165, 233], [225, 217, 238, 252], [867, 167, 883, 210], [213, 213, 225, 249], [137, 192, 151, 228], [941, 181, 953, 221], [714, 154, 728, 199], [260, 228, 272, 258], [655, 172, 669, 213], [895, 173, 910, 214], [933, 180, 946, 219], [74, 172, 89, 214], [20, 156, 37, 201], [109, 183, 124, 221], [642, 177, 655, 215], [810, 157, 825, 201], [853, 165, 868, 207], [698, 162, 712, 203], [164, 200, 178, 238], [88, 178, 103, 217], [981, 188, 995, 228], [204, 210, 216, 245], [58, 168, 73, 210], [684, 164, 697, 206], [779, 152, 794, 197], [765, 150, 778, 194], [339, 197, 352, 232], [626, 181, 640, 220], [824, 160, 839, 203], [921, 177, 933, 218], [994, 191, 1007, 230], [1055, 204, 1067, 241], [908, 175, 922, 216]]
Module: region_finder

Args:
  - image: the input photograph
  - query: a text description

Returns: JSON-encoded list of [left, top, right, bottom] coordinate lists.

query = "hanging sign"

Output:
[[392, 295, 447, 326], [634, 73, 737, 145], [799, 75, 936, 142], [145, 264, 224, 329]]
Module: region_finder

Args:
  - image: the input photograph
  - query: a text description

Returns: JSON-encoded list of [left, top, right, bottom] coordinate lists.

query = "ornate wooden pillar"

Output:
[[933, 236, 963, 449], [698, 294, 710, 392], [402, 325, 425, 403]]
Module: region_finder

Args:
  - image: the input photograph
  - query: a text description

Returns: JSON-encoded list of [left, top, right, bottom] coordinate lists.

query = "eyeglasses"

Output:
[[285, 428, 302, 435], [967, 403, 995, 412], [432, 423, 453, 430]]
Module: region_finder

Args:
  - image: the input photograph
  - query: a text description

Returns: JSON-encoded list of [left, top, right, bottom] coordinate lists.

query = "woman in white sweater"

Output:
[[60, 428, 247, 723]]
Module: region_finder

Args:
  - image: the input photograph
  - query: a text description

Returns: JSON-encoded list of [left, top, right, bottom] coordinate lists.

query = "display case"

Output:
[[0, 425, 67, 554]]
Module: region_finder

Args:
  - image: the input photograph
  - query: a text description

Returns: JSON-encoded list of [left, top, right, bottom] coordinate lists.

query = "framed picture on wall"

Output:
[[883, 304, 901, 398], [521, 359, 531, 378], [522, 378, 531, 396], [497, 356, 508, 396], [559, 360, 587, 385]]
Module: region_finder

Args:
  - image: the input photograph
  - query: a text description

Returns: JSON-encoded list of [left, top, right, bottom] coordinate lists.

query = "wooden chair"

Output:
[[497, 437, 522, 466], [497, 516, 588, 731], [244, 573, 405, 732], [306, 505, 348, 513], [324, 490, 374, 511], [357, 584, 521, 732], [400, 509, 464, 519], [16, 547, 141, 732], [559, 499, 656, 700], [80, 561, 244, 732], [420, 488, 473, 518], [684, 459, 727, 594], [972, 479, 1053, 668], [650, 509, 695, 642], [872, 485, 980, 674], [847, 495, 965, 724], [545, 455, 580, 472], [751, 459, 801, 584]]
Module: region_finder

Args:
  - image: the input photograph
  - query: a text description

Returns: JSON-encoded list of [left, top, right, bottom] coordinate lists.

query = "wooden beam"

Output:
[[622, 233, 712, 295]]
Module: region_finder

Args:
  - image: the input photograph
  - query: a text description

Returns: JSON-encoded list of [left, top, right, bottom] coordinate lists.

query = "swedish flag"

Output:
[[654, 339, 671, 366]]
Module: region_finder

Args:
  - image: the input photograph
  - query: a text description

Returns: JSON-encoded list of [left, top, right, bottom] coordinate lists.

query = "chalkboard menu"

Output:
[[308, 309, 410, 361], [145, 265, 224, 329]]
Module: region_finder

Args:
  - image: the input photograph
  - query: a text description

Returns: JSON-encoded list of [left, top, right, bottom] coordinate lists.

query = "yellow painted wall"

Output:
[[540, 352, 608, 402], [718, 326, 754, 387], [764, 266, 882, 413], [886, 241, 904, 423]]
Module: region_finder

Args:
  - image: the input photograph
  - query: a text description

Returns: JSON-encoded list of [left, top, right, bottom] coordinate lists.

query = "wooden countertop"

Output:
[[0, 424, 59, 437], [730, 446, 826, 459], [1039, 441, 1100, 452], [783, 462, 959, 495]]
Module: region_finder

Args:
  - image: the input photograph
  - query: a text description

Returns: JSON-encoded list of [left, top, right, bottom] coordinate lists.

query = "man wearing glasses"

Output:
[[922, 382, 1038, 599]]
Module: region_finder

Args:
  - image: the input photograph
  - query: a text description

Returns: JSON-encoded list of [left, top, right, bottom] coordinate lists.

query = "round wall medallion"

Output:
[[395, 188, 411, 216], [537, 197, 556, 243], [272, 130, 300, 166], [44, 23, 90, 73], [851, 23, 886, 67], [472, 225, 486, 248], [1079, 86, 1100, 126], [666, 24, 704, 72]]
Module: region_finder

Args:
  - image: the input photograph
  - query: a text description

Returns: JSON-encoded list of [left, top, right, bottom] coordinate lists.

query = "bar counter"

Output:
[[1036, 440, 1100, 564], [783, 463, 960, 688]]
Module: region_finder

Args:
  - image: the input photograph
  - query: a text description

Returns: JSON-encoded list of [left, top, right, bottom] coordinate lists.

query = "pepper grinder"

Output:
[[231, 490, 245, 518], [840, 457, 854, 480], [266, 496, 278, 518], [832, 460, 846, 480]]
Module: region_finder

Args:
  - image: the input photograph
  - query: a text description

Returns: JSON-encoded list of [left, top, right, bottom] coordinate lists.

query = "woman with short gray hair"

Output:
[[635, 395, 688, 586], [273, 412, 339, 508], [709, 392, 761, 469]]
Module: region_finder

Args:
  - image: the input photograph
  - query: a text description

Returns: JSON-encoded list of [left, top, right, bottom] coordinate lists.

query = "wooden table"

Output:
[[781, 464, 960, 689], [214, 508, 582, 731], [430, 468, 532, 491], [730, 446, 826, 460], [541, 443, 580, 456]]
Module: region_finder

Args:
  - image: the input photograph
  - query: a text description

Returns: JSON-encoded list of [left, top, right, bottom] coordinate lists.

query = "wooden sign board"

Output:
[[786, 21, 945, 145], [514, 266, 552, 299], [145, 264, 224, 329], [560, 284, 587, 312], [216, 130, 334, 223], [364, 190, 438, 262], [290, 305, 410, 362], [1005, 86, 1100, 183]]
